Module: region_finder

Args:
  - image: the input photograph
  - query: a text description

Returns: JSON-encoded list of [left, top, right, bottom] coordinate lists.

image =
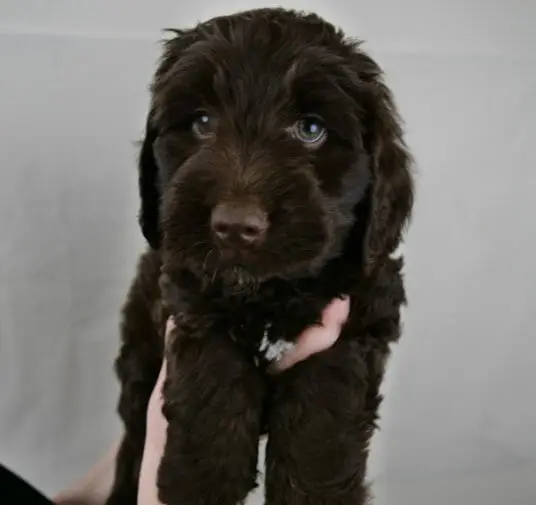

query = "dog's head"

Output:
[[138, 8, 413, 295]]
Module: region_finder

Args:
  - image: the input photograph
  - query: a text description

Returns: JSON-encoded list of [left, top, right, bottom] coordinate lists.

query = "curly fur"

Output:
[[106, 7, 414, 505]]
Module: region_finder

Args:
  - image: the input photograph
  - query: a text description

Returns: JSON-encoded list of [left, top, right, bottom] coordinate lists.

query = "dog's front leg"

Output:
[[266, 339, 381, 505], [156, 326, 265, 505]]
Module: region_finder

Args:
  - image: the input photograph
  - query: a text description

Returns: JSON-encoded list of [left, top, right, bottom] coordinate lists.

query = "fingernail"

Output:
[[165, 318, 174, 332], [332, 296, 350, 325]]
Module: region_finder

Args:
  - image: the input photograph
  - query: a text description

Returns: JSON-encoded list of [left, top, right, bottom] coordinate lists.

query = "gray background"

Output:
[[1, 0, 535, 503]]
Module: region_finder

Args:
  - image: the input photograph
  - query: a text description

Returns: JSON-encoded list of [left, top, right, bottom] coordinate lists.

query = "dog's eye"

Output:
[[291, 115, 327, 147], [192, 111, 217, 139]]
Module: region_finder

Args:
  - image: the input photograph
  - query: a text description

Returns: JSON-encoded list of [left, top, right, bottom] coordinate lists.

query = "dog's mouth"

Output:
[[186, 240, 316, 298], [196, 239, 333, 298]]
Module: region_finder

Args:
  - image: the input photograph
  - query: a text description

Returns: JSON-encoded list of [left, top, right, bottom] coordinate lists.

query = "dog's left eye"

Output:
[[192, 111, 218, 139], [290, 115, 327, 147]]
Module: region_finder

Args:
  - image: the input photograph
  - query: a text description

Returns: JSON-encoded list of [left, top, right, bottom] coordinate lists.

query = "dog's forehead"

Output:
[[164, 32, 352, 113], [152, 12, 366, 135], [189, 36, 331, 91]]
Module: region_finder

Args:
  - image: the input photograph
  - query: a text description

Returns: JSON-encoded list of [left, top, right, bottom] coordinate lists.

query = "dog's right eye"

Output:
[[192, 111, 218, 140]]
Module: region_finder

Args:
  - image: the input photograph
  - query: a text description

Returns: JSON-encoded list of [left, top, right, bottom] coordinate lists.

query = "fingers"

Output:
[[137, 324, 172, 505], [53, 442, 120, 505], [268, 296, 350, 373]]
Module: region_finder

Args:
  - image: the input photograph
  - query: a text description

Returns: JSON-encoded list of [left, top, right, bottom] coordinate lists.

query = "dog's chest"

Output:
[[164, 272, 331, 366], [229, 319, 296, 367]]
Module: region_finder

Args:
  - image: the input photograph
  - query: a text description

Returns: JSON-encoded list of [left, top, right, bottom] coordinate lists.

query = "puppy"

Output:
[[106, 7, 414, 505]]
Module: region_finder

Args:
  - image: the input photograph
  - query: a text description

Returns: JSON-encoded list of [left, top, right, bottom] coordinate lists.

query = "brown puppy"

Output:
[[106, 7, 414, 505]]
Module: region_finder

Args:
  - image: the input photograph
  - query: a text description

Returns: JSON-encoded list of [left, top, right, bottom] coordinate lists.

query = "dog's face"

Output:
[[138, 8, 413, 295]]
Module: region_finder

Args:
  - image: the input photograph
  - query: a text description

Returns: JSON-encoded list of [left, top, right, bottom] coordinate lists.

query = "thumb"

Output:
[[137, 317, 175, 505]]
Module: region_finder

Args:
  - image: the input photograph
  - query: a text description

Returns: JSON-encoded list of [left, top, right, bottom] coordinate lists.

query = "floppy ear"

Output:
[[138, 114, 161, 249], [360, 67, 414, 273], [137, 28, 201, 249]]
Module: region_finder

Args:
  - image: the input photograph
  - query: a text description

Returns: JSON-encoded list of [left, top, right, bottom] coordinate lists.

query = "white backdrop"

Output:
[[1, 1, 535, 504]]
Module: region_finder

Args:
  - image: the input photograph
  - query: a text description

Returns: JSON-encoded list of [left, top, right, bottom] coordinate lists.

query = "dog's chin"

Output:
[[195, 259, 303, 299], [197, 254, 329, 299], [213, 265, 261, 298]]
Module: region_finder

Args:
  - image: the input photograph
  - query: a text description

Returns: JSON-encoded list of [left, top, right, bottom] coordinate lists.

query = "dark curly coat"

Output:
[[106, 7, 414, 505]]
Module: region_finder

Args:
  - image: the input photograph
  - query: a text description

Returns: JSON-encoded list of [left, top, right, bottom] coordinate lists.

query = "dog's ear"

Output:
[[358, 59, 414, 273], [138, 113, 161, 249], [137, 29, 201, 249]]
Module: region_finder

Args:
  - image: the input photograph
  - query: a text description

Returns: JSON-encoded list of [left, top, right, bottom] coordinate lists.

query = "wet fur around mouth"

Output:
[[106, 7, 414, 505]]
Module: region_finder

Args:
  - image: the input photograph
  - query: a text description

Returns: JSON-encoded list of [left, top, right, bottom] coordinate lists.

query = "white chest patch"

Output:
[[258, 323, 295, 362]]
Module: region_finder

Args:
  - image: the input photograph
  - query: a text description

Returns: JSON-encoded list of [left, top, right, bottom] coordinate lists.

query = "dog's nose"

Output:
[[210, 203, 268, 246]]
